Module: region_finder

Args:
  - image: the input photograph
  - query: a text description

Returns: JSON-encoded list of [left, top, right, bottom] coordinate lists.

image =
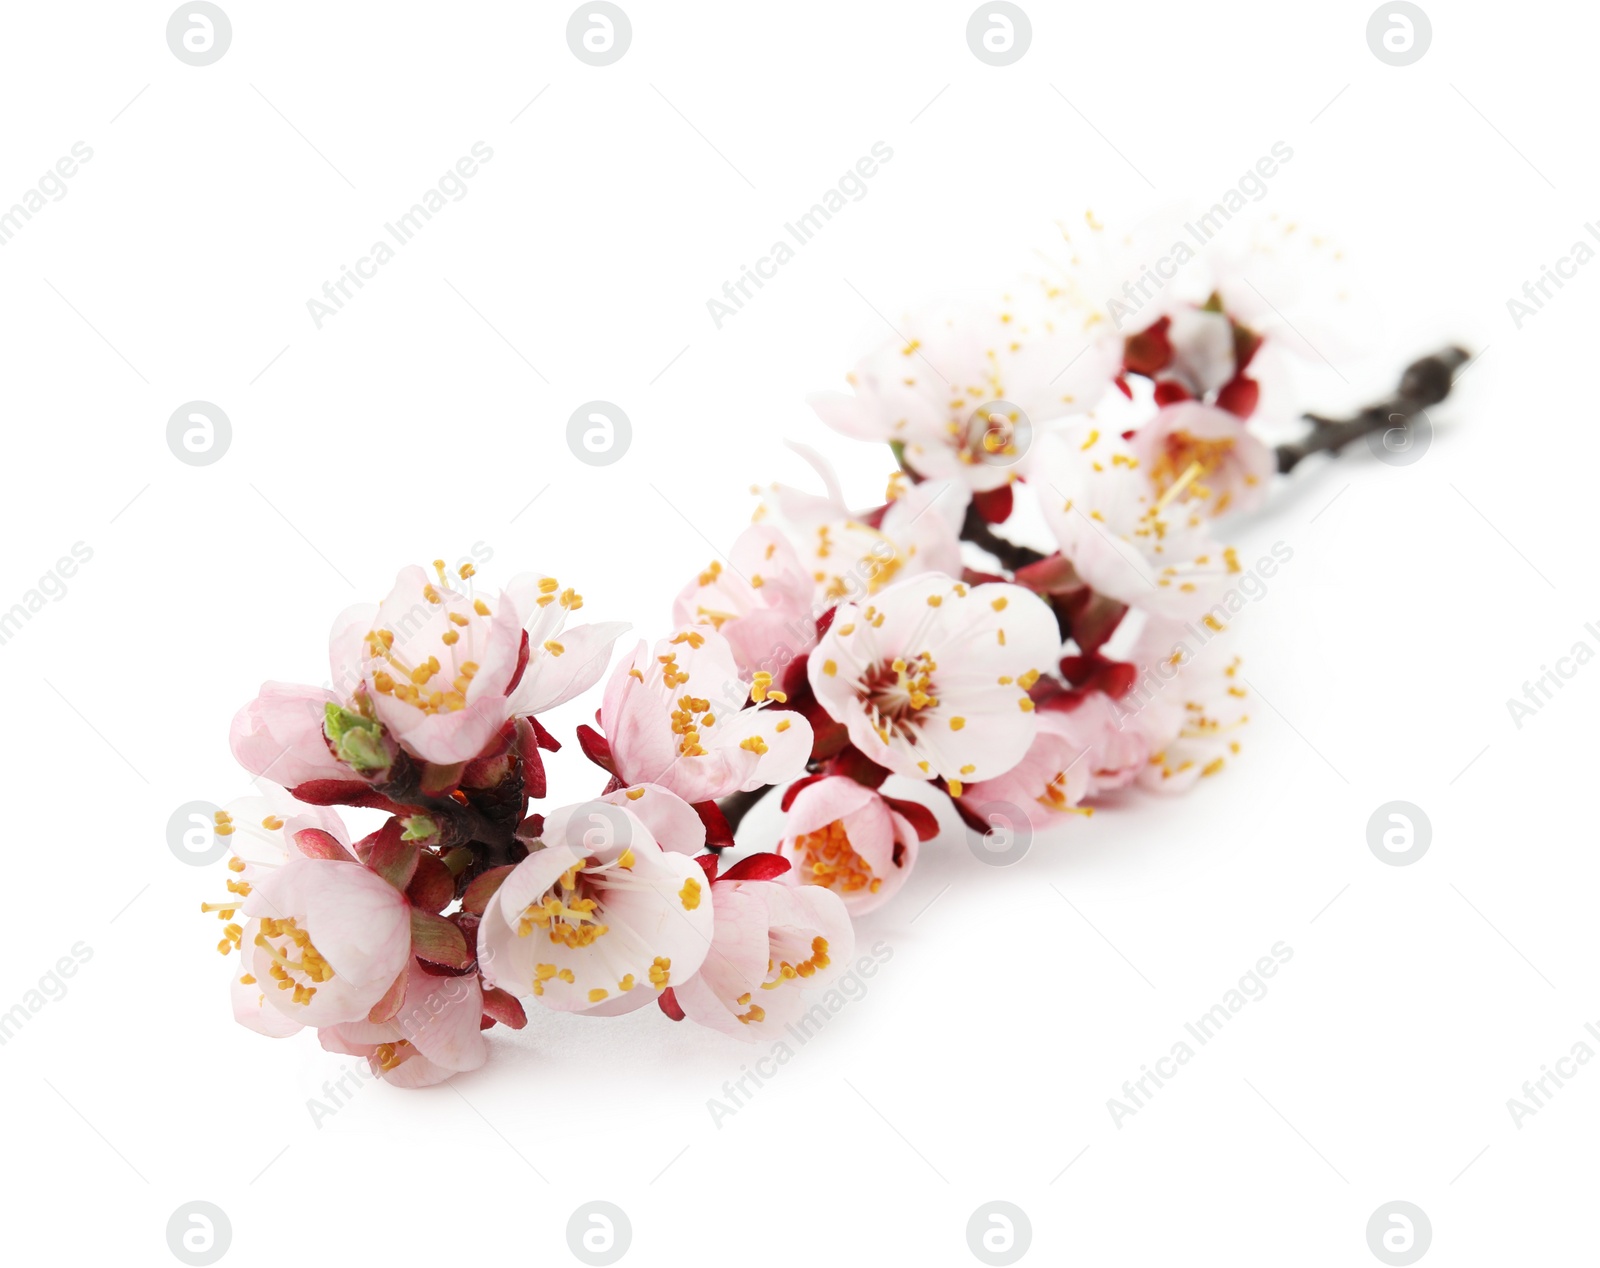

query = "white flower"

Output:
[[672, 859, 854, 1040], [754, 450, 969, 609], [808, 299, 1114, 492], [477, 794, 715, 1013], [806, 573, 1060, 795], [1030, 421, 1243, 620], [599, 627, 813, 804], [1122, 620, 1251, 791]]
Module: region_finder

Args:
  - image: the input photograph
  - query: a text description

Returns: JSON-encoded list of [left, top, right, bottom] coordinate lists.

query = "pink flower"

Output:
[[584, 781, 708, 855], [330, 564, 526, 765], [1157, 307, 1239, 398], [1122, 620, 1251, 792], [958, 712, 1094, 827], [319, 962, 486, 1087], [1129, 403, 1273, 519], [477, 794, 715, 1013], [958, 692, 1147, 828], [671, 524, 818, 679], [599, 627, 813, 804], [503, 574, 630, 716], [1030, 422, 1242, 621], [210, 789, 358, 1038], [776, 777, 921, 914], [213, 786, 352, 878], [1043, 692, 1149, 793], [671, 856, 854, 1040], [329, 563, 626, 766], [806, 574, 1060, 795], [240, 857, 412, 1028], [808, 300, 1112, 491], [230, 683, 349, 787], [755, 451, 969, 608]]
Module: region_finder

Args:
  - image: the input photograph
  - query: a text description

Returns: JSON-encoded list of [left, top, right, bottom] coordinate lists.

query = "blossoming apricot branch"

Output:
[[208, 256, 1467, 1085]]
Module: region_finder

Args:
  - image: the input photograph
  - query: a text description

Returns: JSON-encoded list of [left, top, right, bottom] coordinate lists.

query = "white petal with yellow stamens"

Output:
[[1030, 424, 1240, 622], [673, 873, 854, 1040], [243, 858, 412, 1028], [807, 573, 1059, 787], [478, 799, 714, 1015]]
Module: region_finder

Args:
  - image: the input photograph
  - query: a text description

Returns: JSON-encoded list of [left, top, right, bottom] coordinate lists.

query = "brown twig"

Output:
[[960, 501, 1047, 572], [1275, 346, 1470, 474], [718, 784, 775, 838]]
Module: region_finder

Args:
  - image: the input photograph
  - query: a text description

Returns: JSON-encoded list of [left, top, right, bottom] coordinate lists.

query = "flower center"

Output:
[[793, 821, 881, 896], [255, 916, 335, 1006], [516, 862, 610, 948], [1152, 434, 1235, 506], [857, 653, 939, 744], [960, 402, 1024, 467]]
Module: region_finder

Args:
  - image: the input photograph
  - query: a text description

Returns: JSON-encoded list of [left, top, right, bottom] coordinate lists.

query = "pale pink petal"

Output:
[[230, 683, 345, 787]]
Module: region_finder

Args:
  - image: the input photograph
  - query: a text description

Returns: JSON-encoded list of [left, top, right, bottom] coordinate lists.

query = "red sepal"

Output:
[[368, 822, 420, 891], [693, 853, 720, 882], [1066, 592, 1129, 656], [779, 653, 849, 760], [410, 909, 473, 970], [781, 773, 825, 811], [528, 715, 562, 752], [481, 986, 528, 1030], [859, 504, 889, 530], [658, 987, 685, 1021], [720, 852, 792, 882], [1152, 379, 1191, 407], [1058, 651, 1139, 700], [1123, 316, 1172, 377], [462, 864, 517, 916], [515, 718, 548, 800], [290, 779, 405, 814], [1013, 552, 1083, 596], [1215, 375, 1259, 419], [1232, 320, 1263, 374], [882, 797, 940, 841], [506, 631, 532, 697], [575, 724, 618, 775], [972, 483, 1014, 525], [693, 799, 735, 850], [824, 746, 890, 789], [405, 852, 456, 913], [1113, 373, 1133, 400]]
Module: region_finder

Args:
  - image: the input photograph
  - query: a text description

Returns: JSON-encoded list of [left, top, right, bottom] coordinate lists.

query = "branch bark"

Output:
[[717, 784, 775, 838], [1275, 346, 1470, 474], [960, 501, 1047, 572]]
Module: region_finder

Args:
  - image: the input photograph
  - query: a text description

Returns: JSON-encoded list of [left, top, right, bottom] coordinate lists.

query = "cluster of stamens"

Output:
[[254, 916, 335, 1006], [857, 651, 939, 745], [793, 822, 881, 895], [202, 812, 257, 954], [517, 862, 609, 949], [367, 560, 483, 718], [1150, 433, 1241, 510]]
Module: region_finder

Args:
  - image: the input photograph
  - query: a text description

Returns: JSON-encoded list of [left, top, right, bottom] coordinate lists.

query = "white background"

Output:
[[1, 1, 1594, 1264]]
